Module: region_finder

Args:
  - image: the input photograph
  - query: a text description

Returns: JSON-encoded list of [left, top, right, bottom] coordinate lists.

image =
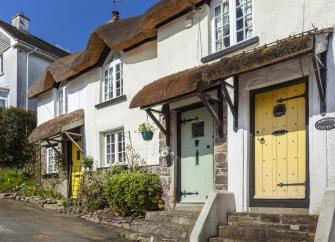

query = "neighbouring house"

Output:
[[0, 13, 69, 109], [28, 0, 335, 241]]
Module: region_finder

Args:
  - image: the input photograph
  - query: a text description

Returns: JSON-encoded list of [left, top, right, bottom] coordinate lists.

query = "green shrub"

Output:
[[78, 166, 126, 212], [0, 169, 63, 199], [0, 169, 29, 193], [104, 171, 164, 216]]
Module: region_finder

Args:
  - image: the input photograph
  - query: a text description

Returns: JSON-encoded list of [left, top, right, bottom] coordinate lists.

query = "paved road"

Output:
[[0, 199, 129, 242]]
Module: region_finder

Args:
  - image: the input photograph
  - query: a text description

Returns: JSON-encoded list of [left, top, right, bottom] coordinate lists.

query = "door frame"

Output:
[[249, 77, 310, 208], [176, 102, 215, 203]]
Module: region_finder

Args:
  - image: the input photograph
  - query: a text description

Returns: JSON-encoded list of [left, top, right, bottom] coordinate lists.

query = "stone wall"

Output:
[[40, 145, 68, 198]]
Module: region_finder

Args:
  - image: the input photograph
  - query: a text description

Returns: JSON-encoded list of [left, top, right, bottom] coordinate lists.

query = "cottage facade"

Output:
[[0, 13, 69, 109], [29, 0, 335, 219]]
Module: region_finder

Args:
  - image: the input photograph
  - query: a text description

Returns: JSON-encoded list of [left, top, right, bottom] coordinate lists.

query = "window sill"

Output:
[[201, 36, 259, 63], [43, 173, 59, 178], [95, 95, 127, 109]]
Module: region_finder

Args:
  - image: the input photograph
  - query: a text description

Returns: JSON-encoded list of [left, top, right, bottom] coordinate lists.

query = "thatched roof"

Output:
[[29, 0, 203, 99], [130, 30, 327, 109], [28, 109, 84, 143], [130, 67, 204, 109]]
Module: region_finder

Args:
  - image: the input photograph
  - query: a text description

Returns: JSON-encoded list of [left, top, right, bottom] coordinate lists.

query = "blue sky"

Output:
[[0, 0, 159, 53]]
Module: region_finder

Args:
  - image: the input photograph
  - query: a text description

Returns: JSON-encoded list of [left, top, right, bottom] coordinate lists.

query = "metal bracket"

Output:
[[146, 104, 170, 146], [312, 34, 330, 116], [221, 76, 239, 132]]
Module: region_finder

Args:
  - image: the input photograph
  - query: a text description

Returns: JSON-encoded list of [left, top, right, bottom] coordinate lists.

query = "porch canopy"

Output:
[[28, 109, 84, 144], [130, 29, 332, 138]]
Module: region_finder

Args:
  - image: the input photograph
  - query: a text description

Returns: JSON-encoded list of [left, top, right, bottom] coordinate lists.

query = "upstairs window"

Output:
[[57, 86, 68, 116], [46, 148, 58, 174], [105, 129, 125, 166], [0, 90, 8, 108], [0, 55, 3, 75], [102, 53, 123, 102], [212, 0, 253, 52]]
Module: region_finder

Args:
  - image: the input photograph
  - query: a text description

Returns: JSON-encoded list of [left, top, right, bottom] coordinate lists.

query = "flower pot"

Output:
[[141, 131, 154, 141]]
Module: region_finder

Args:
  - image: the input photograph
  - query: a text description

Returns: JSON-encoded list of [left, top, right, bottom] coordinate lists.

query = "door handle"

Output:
[[257, 137, 265, 144], [195, 150, 199, 166]]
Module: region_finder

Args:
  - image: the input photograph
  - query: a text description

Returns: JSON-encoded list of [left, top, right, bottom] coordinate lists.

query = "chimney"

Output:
[[11, 12, 30, 32], [112, 11, 120, 22]]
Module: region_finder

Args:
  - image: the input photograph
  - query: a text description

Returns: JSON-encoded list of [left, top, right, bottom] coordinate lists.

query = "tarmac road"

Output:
[[0, 199, 129, 242]]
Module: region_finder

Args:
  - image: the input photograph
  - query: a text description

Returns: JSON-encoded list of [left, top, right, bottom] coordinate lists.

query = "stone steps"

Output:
[[120, 210, 199, 242], [210, 212, 318, 242]]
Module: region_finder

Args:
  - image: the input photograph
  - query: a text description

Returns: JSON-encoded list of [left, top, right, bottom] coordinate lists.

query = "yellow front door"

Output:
[[71, 142, 82, 199], [254, 82, 307, 200]]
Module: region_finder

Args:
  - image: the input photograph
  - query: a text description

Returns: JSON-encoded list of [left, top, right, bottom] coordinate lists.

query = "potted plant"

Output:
[[138, 122, 155, 141], [82, 156, 94, 172]]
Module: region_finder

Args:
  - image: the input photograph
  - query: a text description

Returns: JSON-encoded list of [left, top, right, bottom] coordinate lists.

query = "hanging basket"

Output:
[[141, 131, 154, 141]]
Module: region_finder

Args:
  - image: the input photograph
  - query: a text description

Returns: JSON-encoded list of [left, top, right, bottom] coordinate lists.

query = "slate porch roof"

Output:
[[0, 19, 70, 58]]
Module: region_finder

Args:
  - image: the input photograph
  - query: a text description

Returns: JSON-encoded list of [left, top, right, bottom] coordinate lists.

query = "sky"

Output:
[[0, 0, 159, 53]]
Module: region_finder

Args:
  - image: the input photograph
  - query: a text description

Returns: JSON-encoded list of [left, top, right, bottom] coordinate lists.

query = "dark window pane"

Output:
[[237, 30, 244, 42], [236, 18, 243, 30], [236, 7, 243, 18], [224, 37, 230, 47]]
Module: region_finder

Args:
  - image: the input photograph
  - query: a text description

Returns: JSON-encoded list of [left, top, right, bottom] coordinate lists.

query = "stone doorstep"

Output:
[[120, 231, 184, 242], [228, 213, 318, 226], [218, 225, 315, 242], [145, 211, 199, 225]]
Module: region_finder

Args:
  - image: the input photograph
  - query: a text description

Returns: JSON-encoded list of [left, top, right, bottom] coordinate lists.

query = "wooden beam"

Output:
[[65, 131, 82, 137], [162, 104, 171, 146], [312, 53, 327, 115], [46, 140, 62, 157], [146, 109, 168, 138], [64, 132, 83, 153]]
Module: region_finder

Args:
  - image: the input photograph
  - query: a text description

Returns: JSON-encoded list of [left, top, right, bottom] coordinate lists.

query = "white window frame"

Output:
[[0, 90, 8, 108], [102, 53, 123, 102], [104, 129, 125, 167], [211, 0, 253, 53], [0, 55, 3, 75], [46, 148, 58, 174], [57, 86, 68, 116]]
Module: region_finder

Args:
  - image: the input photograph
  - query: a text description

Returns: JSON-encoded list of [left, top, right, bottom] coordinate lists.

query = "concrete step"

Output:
[[120, 231, 185, 242], [209, 238, 249, 242], [127, 220, 192, 240], [145, 210, 199, 225], [218, 225, 315, 242]]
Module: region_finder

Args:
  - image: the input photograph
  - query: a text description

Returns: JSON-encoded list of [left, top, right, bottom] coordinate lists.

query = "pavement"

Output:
[[0, 199, 130, 242]]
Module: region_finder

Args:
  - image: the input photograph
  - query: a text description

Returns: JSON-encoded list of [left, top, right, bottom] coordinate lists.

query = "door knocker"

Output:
[[273, 104, 286, 117]]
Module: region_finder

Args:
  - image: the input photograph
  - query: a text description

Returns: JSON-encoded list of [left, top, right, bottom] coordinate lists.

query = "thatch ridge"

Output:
[[28, 109, 84, 143], [29, 0, 205, 98]]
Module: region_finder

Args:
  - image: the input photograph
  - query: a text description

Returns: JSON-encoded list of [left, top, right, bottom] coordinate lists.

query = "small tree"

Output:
[[0, 107, 37, 169]]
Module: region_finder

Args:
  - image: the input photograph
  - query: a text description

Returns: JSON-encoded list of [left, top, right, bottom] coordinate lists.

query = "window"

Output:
[[0, 55, 3, 75], [102, 54, 123, 102], [105, 130, 125, 166], [46, 148, 58, 174], [212, 0, 253, 52], [0, 90, 8, 108], [57, 86, 68, 116]]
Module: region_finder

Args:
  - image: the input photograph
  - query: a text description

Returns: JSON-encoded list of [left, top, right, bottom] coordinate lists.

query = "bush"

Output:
[[104, 171, 164, 216], [0, 108, 36, 168], [78, 166, 126, 212], [0, 169, 29, 193], [0, 169, 63, 199]]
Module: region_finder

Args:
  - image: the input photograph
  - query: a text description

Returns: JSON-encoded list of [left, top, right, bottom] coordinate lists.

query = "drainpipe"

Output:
[[26, 48, 37, 110]]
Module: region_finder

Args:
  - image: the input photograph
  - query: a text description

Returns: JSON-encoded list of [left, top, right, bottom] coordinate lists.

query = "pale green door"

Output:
[[180, 107, 214, 203]]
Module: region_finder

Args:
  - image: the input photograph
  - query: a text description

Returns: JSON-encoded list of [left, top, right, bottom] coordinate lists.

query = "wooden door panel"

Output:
[[254, 83, 306, 200]]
